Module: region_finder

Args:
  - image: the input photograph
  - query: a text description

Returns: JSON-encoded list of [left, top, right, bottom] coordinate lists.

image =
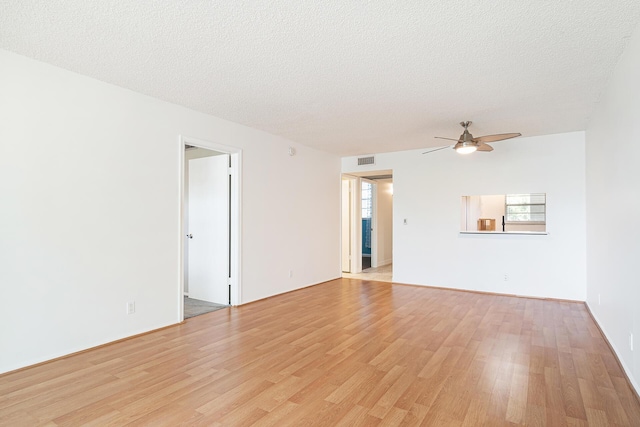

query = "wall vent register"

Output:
[[357, 156, 375, 166]]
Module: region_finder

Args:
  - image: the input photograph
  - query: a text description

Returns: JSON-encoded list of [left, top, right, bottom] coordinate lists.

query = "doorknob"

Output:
[[186, 234, 193, 239]]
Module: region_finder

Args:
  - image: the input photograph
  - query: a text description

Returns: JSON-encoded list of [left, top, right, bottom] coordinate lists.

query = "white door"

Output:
[[187, 155, 229, 304]]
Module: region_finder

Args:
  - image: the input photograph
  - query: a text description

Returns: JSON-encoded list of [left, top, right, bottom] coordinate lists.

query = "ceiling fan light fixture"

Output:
[[428, 121, 520, 157], [454, 141, 478, 154]]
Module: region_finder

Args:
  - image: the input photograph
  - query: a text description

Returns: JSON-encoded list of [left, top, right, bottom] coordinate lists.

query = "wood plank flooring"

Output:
[[1, 278, 639, 426]]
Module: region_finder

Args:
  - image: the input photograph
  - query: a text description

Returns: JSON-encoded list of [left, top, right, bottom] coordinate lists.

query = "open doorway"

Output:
[[361, 180, 373, 270], [341, 171, 393, 282], [183, 146, 229, 318], [180, 136, 242, 320]]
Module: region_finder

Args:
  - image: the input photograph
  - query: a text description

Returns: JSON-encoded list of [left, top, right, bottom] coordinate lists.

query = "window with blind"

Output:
[[505, 193, 546, 224], [361, 182, 372, 219]]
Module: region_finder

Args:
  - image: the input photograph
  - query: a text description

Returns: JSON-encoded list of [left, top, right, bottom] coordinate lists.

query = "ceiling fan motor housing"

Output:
[[454, 127, 478, 152]]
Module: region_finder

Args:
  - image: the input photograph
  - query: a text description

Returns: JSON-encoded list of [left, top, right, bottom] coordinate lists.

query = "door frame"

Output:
[[341, 178, 351, 273], [341, 174, 360, 273], [179, 135, 242, 319], [342, 172, 393, 275], [342, 174, 378, 273], [361, 178, 378, 269]]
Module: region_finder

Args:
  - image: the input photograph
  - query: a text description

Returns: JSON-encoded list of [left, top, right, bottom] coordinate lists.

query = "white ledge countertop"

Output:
[[459, 231, 548, 235]]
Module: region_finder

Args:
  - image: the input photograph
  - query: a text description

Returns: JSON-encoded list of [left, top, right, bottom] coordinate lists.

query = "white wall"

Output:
[[479, 195, 505, 230], [343, 132, 586, 301], [375, 179, 393, 266], [585, 22, 640, 393], [463, 195, 504, 231], [0, 50, 340, 374], [463, 196, 481, 231]]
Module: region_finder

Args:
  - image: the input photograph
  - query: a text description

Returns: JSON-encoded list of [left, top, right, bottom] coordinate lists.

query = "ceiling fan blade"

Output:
[[473, 133, 521, 143], [422, 146, 450, 155], [476, 143, 493, 152], [435, 136, 461, 142]]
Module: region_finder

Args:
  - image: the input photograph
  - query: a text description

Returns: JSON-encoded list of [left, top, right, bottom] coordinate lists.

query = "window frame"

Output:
[[361, 182, 373, 219], [504, 193, 546, 225]]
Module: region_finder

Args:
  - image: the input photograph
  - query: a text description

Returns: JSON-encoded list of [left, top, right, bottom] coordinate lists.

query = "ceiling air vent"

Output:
[[357, 156, 375, 166]]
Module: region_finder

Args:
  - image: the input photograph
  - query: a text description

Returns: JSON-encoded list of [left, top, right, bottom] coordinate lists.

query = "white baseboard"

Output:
[[585, 301, 640, 398], [376, 258, 392, 267]]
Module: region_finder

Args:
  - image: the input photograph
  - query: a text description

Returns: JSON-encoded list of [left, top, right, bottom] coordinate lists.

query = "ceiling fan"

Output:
[[423, 121, 521, 155]]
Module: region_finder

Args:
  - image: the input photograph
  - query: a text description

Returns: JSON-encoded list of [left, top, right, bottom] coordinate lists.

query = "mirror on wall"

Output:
[[461, 193, 546, 233]]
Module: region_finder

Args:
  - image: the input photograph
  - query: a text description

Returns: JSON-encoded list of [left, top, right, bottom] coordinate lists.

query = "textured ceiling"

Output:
[[2, 1, 639, 156]]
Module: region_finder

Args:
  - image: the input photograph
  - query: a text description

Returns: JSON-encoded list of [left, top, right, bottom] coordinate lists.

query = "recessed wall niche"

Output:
[[461, 194, 546, 234]]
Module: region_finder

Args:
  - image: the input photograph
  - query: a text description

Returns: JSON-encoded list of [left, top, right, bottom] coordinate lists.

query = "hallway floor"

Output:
[[342, 263, 392, 282], [184, 296, 228, 319]]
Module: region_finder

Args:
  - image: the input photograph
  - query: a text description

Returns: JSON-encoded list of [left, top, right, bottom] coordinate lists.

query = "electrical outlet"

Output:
[[630, 333, 634, 351], [127, 301, 135, 315], [504, 274, 508, 281], [289, 270, 293, 278], [403, 219, 408, 225]]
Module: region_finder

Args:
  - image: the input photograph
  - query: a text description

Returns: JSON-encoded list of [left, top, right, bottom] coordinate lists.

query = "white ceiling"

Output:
[[2, 1, 639, 156]]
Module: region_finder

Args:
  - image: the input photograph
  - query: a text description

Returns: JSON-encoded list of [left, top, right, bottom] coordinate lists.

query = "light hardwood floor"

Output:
[[1, 278, 639, 426]]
